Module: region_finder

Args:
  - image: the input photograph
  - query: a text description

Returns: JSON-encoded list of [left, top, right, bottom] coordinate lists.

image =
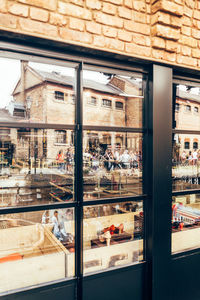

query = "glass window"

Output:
[[55, 130, 67, 144], [193, 142, 198, 149], [87, 95, 97, 106], [172, 194, 200, 253], [173, 84, 200, 130], [0, 127, 74, 206], [184, 141, 190, 149], [102, 99, 112, 108], [115, 101, 124, 110], [0, 208, 75, 293], [0, 57, 75, 125], [83, 131, 143, 200], [83, 201, 143, 274], [185, 105, 191, 112], [172, 134, 200, 191], [83, 70, 144, 128], [55, 91, 64, 101]]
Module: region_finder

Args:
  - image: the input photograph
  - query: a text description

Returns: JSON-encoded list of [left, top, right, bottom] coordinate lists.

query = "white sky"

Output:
[[0, 57, 109, 108]]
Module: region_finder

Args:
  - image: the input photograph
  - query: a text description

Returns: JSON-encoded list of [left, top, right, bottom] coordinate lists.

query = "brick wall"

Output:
[[0, 0, 200, 69]]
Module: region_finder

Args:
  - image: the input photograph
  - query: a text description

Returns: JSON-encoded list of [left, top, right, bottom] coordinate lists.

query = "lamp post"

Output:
[[26, 96, 32, 174]]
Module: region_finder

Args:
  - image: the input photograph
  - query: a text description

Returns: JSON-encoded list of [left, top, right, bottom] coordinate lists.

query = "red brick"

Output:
[[183, 5, 193, 17], [118, 29, 132, 42], [94, 12, 123, 28], [50, 13, 67, 26], [192, 28, 200, 39], [170, 15, 182, 28], [0, 12, 17, 28], [69, 0, 84, 6], [30, 7, 49, 22], [132, 33, 150, 46], [118, 7, 132, 19], [58, 2, 92, 20], [19, 18, 57, 37], [166, 40, 178, 52], [152, 0, 183, 16], [69, 17, 84, 31], [126, 43, 151, 57], [86, 0, 101, 10], [93, 35, 124, 51], [152, 24, 180, 41], [0, 0, 6, 13], [134, 11, 146, 23], [133, 1, 146, 12], [8, 3, 28, 17], [86, 22, 101, 35], [192, 48, 200, 58], [152, 37, 165, 49], [124, 0, 132, 9], [151, 11, 170, 26], [18, 0, 56, 11], [103, 26, 117, 37], [124, 20, 150, 35], [181, 45, 191, 56], [102, 2, 117, 15], [103, 0, 123, 5], [177, 54, 197, 66], [181, 25, 191, 36], [180, 35, 197, 47], [60, 28, 92, 44]]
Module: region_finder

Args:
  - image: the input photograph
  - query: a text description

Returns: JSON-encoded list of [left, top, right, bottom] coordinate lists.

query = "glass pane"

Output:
[[83, 70, 143, 128], [0, 208, 75, 293], [0, 57, 75, 125], [174, 84, 200, 130], [0, 128, 74, 206], [172, 134, 200, 191], [83, 201, 143, 274], [83, 131, 143, 200], [172, 194, 200, 253]]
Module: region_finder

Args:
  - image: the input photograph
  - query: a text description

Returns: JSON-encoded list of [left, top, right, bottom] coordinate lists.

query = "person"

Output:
[[193, 149, 198, 165], [42, 210, 50, 224], [51, 210, 62, 241], [56, 150, 65, 171]]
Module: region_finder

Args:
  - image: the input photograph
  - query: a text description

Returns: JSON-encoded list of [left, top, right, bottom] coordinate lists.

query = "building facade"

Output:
[[0, 1, 200, 300]]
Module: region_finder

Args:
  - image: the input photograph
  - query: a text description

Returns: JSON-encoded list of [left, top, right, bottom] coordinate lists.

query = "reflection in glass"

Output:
[[0, 128, 74, 206], [0, 57, 75, 125], [83, 201, 143, 274], [174, 84, 200, 130], [83, 131, 143, 200], [83, 70, 143, 128], [0, 208, 75, 293], [172, 134, 200, 191], [172, 194, 200, 253]]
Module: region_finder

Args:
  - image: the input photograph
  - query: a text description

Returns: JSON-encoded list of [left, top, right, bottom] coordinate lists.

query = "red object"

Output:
[[0, 253, 22, 263]]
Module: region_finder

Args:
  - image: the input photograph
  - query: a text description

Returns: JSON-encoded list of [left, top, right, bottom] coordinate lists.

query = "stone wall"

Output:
[[0, 0, 199, 69]]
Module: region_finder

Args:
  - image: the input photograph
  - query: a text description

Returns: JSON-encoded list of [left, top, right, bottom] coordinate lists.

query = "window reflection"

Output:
[[172, 194, 200, 253], [172, 134, 200, 191], [83, 70, 143, 128], [0, 208, 75, 293], [0, 128, 74, 206], [83, 201, 143, 274], [83, 131, 143, 199], [0, 58, 75, 125], [174, 84, 200, 130]]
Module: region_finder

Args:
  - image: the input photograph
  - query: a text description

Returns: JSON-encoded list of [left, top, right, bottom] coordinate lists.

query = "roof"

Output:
[[177, 89, 200, 103], [34, 68, 124, 95], [0, 109, 22, 122]]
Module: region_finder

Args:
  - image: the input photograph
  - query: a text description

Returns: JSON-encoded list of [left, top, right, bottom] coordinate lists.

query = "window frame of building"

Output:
[[193, 141, 198, 149], [102, 98, 112, 108], [87, 96, 97, 106], [184, 141, 190, 149], [54, 91, 64, 101], [0, 45, 148, 300], [194, 106, 199, 113], [185, 105, 191, 112], [115, 101, 124, 110], [55, 129, 67, 144]]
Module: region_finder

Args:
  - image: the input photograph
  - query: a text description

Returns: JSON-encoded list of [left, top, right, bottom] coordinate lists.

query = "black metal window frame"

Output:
[[172, 78, 200, 258], [0, 44, 149, 299]]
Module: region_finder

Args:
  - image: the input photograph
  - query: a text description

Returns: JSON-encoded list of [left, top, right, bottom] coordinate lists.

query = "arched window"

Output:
[[193, 142, 198, 149], [184, 141, 190, 149], [185, 105, 191, 112]]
